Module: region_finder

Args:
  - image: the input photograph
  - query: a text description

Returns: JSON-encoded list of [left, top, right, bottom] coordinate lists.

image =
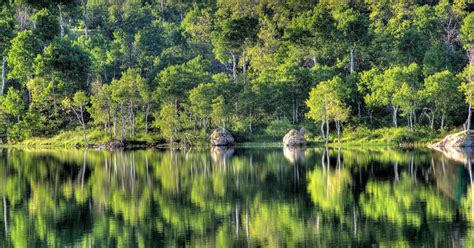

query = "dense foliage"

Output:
[[0, 0, 472, 145]]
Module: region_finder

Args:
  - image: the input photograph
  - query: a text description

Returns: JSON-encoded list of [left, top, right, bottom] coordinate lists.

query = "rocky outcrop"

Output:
[[210, 128, 235, 146], [430, 131, 474, 148], [283, 129, 307, 147]]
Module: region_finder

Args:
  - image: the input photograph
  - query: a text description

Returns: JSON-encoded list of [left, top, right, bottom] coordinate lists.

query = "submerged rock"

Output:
[[283, 129, 307, 147], [210, 128, 235, 146], [430, 131, 474, 148]]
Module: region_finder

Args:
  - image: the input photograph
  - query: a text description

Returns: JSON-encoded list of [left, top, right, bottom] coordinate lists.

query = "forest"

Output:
[[0, 0, 473, 146]]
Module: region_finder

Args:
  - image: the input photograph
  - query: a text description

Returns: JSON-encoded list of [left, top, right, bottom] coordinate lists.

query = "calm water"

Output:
[[1, 146, 474, 247]]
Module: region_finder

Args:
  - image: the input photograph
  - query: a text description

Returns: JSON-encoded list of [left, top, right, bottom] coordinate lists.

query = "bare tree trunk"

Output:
[[120, 103, 125, 141], [1, 57, 6, 95], [231, 52, 237, 83], [408, 112, 413, 131], [324, 96, 330, 143], [336, 120, 341, 143], [413, 110, 417, 125], [431, 110, 435, 130], [80, 107, 87, 145], [242, 48, 246, 84], [320, 121, 326, 141], [357, 101, 361, 118], [145, 103, 150, 135], [467, 48, 473, 132], [160, 0, 165, 20], [82, 0, 88, 40], [113, 110, 117, 138], [392, 106, 398, 128], [467, 102, 472, 131], [59, 5, 64, 38], [350, 47, 355, 74], [325, 117, 330, 144], [440, 112, 446, 130], [292, 99, 296, 123]]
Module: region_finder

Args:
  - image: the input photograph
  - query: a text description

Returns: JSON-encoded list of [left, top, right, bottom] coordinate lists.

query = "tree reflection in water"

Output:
[[0, 147, 473, 246]]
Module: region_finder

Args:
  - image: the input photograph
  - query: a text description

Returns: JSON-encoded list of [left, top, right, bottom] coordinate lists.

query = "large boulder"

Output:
[[283, 129, 307, 147], [210, 128, 235, 146], [430, 131, 474, 148]]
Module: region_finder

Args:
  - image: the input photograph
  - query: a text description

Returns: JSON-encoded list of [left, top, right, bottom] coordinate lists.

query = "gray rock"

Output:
[[299, 127, 306, 135], [430, 131, 474, 147], [210, 128, 235, 146], [283, 129, 307, 147]]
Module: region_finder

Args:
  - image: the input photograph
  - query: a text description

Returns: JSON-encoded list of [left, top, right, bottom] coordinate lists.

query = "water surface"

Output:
[[0, 146, 473, 247]]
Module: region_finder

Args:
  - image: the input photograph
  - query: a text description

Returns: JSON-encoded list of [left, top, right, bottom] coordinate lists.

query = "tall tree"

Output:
[[364, 64, 420, 128], [62, 91, 89, 145], [306, 76, 350, 142], [0, 6, 15, 95]]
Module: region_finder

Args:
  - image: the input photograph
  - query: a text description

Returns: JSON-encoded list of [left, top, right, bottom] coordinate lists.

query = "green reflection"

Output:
[[0, 147, 472, 247]]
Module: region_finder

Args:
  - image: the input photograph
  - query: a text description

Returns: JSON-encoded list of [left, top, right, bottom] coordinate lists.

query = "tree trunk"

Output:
[[336, 120, 341, 143], [413, 110, 417, 125], [59, 5, 64, 38], [82, 124, 87, 145], [430, 110, 435, 130], [407, 112, 412, 131], [120, 103, 125, 141], [1, 57, 6, 95], [325, 117, 330, 144], [392, 106, 398, 128], [292, 99, 296, 123], [324, 96, 329, 143], [467, 47, 473, 131], [113, 110, 117, 138], [357, 101, 361, 118], [320, 121, 326, 140], [82, 0, 89, 40], [242, 48, 246, 84], [350, 47, 355, 74], [440, 112, 446, 130], [467, 102, 472, 131], [145, 103, 150, 135], [160, 0, 165, 20], [231, 52, 237, 83]]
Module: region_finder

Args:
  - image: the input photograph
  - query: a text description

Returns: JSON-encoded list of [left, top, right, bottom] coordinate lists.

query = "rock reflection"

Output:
[[431, 146, 474, 164], [210, 146, 234, 166], [283, 146, 307, 165]]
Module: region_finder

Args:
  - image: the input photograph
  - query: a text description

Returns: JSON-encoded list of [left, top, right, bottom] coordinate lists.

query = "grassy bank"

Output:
[[16, 128, 163, 148], [10, 126, 450, 149], [327, 126, 450, 147]]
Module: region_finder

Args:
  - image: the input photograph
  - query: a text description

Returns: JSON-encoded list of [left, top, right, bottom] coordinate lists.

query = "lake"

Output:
[[0, 146, 473, 247]]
